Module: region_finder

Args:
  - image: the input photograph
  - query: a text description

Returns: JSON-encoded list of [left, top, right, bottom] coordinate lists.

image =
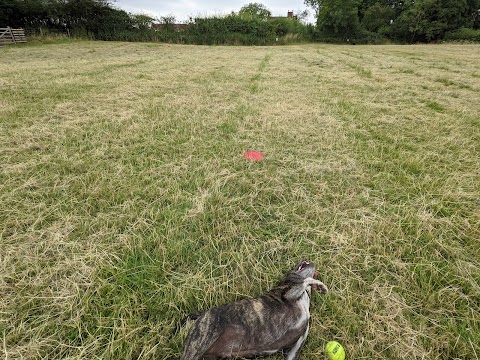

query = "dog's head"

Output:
[[281, 260, 317, 285], [293, 260, 317, 279]]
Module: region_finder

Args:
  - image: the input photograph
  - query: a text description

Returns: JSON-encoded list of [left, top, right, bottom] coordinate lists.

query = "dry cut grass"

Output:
[[0, 41, 479, 359]]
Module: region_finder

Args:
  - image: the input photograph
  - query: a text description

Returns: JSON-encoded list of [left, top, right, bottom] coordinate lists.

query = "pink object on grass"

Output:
[[244, 151, 264, 161]]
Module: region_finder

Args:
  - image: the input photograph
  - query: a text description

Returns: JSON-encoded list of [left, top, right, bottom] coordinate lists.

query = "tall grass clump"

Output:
[[96, 29, 187, 44]]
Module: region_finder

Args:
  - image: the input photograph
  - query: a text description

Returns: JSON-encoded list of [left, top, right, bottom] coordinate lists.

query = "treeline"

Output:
[[0, 0, 312, 44], [98, 16, 312, 45], [101, 15, 312, 45], [309, 0, 480, 43], [1, 0, 133, 38], [1, 0, 479, 44]]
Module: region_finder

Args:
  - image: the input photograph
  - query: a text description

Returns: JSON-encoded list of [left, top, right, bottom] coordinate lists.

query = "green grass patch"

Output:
[[1, 41, 479, 359], [426, 101, 446, 112]]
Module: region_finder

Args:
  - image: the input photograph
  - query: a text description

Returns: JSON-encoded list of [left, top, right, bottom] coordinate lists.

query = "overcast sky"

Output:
[[113, 0, 315, 23]]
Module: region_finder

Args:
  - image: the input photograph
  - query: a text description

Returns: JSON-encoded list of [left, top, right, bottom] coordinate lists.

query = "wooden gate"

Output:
[[0, 27, 27, 46]]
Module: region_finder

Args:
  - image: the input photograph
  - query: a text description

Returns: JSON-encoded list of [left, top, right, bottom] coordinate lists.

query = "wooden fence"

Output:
[[0, 27, 27, 46]]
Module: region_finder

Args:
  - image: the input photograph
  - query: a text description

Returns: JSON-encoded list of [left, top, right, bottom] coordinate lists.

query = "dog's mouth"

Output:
[[296, 261, 310, 272], [296, 260, 318, 278]]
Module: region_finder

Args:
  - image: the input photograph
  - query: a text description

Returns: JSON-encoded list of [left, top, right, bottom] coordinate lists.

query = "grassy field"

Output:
[[1, 41, 479, 359]]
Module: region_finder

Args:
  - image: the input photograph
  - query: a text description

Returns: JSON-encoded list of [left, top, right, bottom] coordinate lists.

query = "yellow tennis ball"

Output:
[[325, 341, 345, 360]]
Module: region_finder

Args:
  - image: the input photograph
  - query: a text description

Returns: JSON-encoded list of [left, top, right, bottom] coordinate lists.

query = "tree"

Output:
[[0, 0, 16, 26], [391, 0, 469, 41], [317, 0, 361, 39], [466, 0, 480, 28], [358, 0, 405, 21], [158, 14, 176, 32], [130, 13, 155, 30], [304, 0, 322, 17], [362, 2, 395, 32], [295, 8, 310, 24], [239, 3, 271, 20]]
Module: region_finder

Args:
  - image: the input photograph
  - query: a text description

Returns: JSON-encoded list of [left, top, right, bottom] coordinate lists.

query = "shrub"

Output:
[[444, 28, 480, 42], [187, 15, 276, 45]]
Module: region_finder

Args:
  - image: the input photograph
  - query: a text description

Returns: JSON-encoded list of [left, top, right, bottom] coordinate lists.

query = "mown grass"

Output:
[[1, 42, 479, 359]]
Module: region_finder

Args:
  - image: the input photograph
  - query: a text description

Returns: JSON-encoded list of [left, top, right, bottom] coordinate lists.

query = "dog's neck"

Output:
[[269, 271, 314, 302]]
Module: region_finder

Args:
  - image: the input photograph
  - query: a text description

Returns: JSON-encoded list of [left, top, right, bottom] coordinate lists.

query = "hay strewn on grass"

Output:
[[1, 42, 479, 359]]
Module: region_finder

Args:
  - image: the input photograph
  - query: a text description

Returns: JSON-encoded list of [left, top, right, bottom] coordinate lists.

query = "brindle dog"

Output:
[[180, 260, 328, 360]]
